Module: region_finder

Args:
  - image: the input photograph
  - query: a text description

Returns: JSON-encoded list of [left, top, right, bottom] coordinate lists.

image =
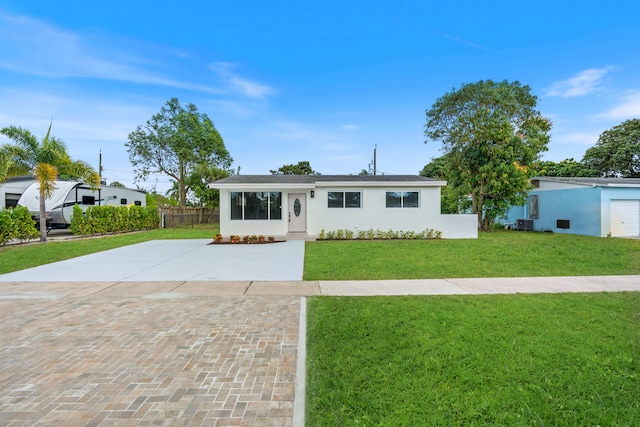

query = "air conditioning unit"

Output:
[[516, 219, 533, 231]]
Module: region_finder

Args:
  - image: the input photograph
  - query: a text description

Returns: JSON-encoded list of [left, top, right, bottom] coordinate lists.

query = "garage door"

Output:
[[610, 200, 640, 237]]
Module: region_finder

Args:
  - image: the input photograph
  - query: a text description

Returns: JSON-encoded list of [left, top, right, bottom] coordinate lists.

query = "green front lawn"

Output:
[[0, 226, 218, 275], [306, 293, 640, 426], [304, 231, 640, 280]]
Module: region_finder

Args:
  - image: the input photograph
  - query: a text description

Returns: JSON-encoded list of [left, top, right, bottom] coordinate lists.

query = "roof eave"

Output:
[[208, 183, 315, 190]]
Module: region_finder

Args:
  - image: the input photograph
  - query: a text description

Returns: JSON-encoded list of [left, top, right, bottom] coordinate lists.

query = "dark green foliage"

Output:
[[0, 206, 38, 246], [270, 160, 319, 175], [532, 158, 600, 177], [421, 154, 472, 213], [583, 118, 640, 177], [126, 98, 233, 207], [425, 80, 551, 231], [69, 205, 159, 236]]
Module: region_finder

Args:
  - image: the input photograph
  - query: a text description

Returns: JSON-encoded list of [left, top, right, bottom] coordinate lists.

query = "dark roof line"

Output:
[[532, 176, 640, 186], [212, 174, 442, 184]]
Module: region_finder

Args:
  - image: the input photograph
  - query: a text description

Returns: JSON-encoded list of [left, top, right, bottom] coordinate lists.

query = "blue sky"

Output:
[[1, 1, 639, 192]]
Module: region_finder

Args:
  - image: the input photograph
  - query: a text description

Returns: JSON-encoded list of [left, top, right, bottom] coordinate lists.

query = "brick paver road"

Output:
[[0, 291, 300, 426]]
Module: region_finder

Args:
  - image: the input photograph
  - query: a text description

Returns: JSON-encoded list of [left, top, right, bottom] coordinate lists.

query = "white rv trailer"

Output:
[[0, 176, 36, 209], [16, 180, 147, 229]]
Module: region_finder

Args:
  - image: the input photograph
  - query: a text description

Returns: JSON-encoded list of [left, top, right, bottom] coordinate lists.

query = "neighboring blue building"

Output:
[[504, 177, 640, 237]]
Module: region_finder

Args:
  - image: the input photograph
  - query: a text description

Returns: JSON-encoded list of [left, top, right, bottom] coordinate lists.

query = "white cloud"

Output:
[[0, 10, 222, 94], [545, 67, 614, 98], [596, 91, 640, 120], [340, 124, 360, 131], [209, 62, 274, 98], [431, 30, 486, 50]]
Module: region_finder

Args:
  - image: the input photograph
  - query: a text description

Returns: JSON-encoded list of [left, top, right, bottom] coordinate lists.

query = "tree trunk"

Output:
[[179, 158, 186, 212], [39, 185, 47, 242]]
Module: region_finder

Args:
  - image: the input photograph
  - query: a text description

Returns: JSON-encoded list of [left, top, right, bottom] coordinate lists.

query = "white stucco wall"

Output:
[[218, 186, 477, 239], [307, 187, 476, 238]]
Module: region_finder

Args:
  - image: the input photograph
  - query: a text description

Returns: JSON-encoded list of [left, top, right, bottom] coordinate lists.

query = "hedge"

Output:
[[69, 205, 159, 236], [0, 206, 39, 246]]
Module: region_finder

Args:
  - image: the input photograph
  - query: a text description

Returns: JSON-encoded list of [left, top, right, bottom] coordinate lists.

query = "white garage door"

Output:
[[610, 200, 640, 237]]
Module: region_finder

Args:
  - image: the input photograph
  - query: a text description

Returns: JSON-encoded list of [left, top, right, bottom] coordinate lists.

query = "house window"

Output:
[[230, 192, 282, 220], [529, 195, 539, 219], [386, 191, 419, 208], [328, 191, 361, 208]]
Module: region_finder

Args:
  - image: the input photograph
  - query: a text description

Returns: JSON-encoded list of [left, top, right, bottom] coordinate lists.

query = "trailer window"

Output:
[[134, 201, 142, 206], [82, 196, 95, 205], [121, 198, 127, 205]]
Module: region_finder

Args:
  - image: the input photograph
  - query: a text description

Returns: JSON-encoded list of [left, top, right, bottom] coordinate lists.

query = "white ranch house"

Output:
[[209, 175, 477, 239]]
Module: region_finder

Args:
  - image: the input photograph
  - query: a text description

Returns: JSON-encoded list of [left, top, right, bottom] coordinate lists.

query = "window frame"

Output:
[[327, 191, 362, 208], [529, 195, 539, 219], [386, 191, 419, 208], [230, 191, 283, 220]]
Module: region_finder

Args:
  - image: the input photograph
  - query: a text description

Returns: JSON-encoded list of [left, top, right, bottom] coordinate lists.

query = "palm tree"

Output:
[[0, 122, 100, 242]]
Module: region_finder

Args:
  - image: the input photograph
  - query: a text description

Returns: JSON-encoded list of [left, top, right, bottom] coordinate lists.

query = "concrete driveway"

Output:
[[0, 239, 306, 282]]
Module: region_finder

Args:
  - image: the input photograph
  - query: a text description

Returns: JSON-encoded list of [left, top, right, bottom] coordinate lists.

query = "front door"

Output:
[[288, 193, 306, 233]]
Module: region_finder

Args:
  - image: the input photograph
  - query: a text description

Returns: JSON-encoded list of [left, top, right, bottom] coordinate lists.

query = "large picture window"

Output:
[[231, 192, 282, 220], [328, 191, 361, 208], [386, 191, 419, 208]]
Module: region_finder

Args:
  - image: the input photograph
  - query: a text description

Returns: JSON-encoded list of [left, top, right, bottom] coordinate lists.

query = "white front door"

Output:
[[288, 193, 306, 233]]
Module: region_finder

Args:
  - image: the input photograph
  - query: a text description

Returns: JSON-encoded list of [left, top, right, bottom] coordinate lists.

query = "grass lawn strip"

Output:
[[306, 293, 640, 426], [304, 231, 640, 280]]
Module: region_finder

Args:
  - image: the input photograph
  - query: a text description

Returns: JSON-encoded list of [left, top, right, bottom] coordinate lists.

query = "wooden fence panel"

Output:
[[159, 207, 220, 228]]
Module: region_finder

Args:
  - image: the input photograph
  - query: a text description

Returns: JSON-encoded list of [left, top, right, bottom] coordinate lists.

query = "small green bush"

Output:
[[0, 206, 39, 246], [11, 206, 39, 242], [320, 227, 443, 241]]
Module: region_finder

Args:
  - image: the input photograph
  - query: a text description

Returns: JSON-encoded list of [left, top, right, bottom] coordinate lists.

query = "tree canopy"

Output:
[[532, 158, 599, 177], [270, 161, 319, 175], [582, 118, 640, 178], [126, 98, 233, 207], [1, 122, 99, 241], [424, 80, 551, 231], [420, 154, 472, 214]]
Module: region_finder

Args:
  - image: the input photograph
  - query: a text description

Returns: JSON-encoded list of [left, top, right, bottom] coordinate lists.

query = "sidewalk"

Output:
[[2, 275, 638, 298]]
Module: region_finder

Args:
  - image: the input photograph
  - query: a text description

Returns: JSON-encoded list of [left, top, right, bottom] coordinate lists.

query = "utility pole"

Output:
[[373, 144, 377, 175], [99, 150, 104, 183]]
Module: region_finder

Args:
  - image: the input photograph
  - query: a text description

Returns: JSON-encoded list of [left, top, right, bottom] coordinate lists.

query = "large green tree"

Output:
[[0, 122, 100, 242], [582, 118, 640, 177], [425, 80, 551, 231], [270, 161, 319, 175], [126, 98, 233, 208], [420, 154, 472, 214]]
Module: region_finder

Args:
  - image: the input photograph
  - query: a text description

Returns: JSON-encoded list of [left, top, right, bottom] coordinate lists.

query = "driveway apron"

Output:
[[0, 293, 300, 426], [0, 240, 306, 282]]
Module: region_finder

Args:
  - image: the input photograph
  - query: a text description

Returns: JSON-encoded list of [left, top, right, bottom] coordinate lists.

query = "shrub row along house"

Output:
[[208, 175, 478, 240], [504, 177, 640, 237]]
